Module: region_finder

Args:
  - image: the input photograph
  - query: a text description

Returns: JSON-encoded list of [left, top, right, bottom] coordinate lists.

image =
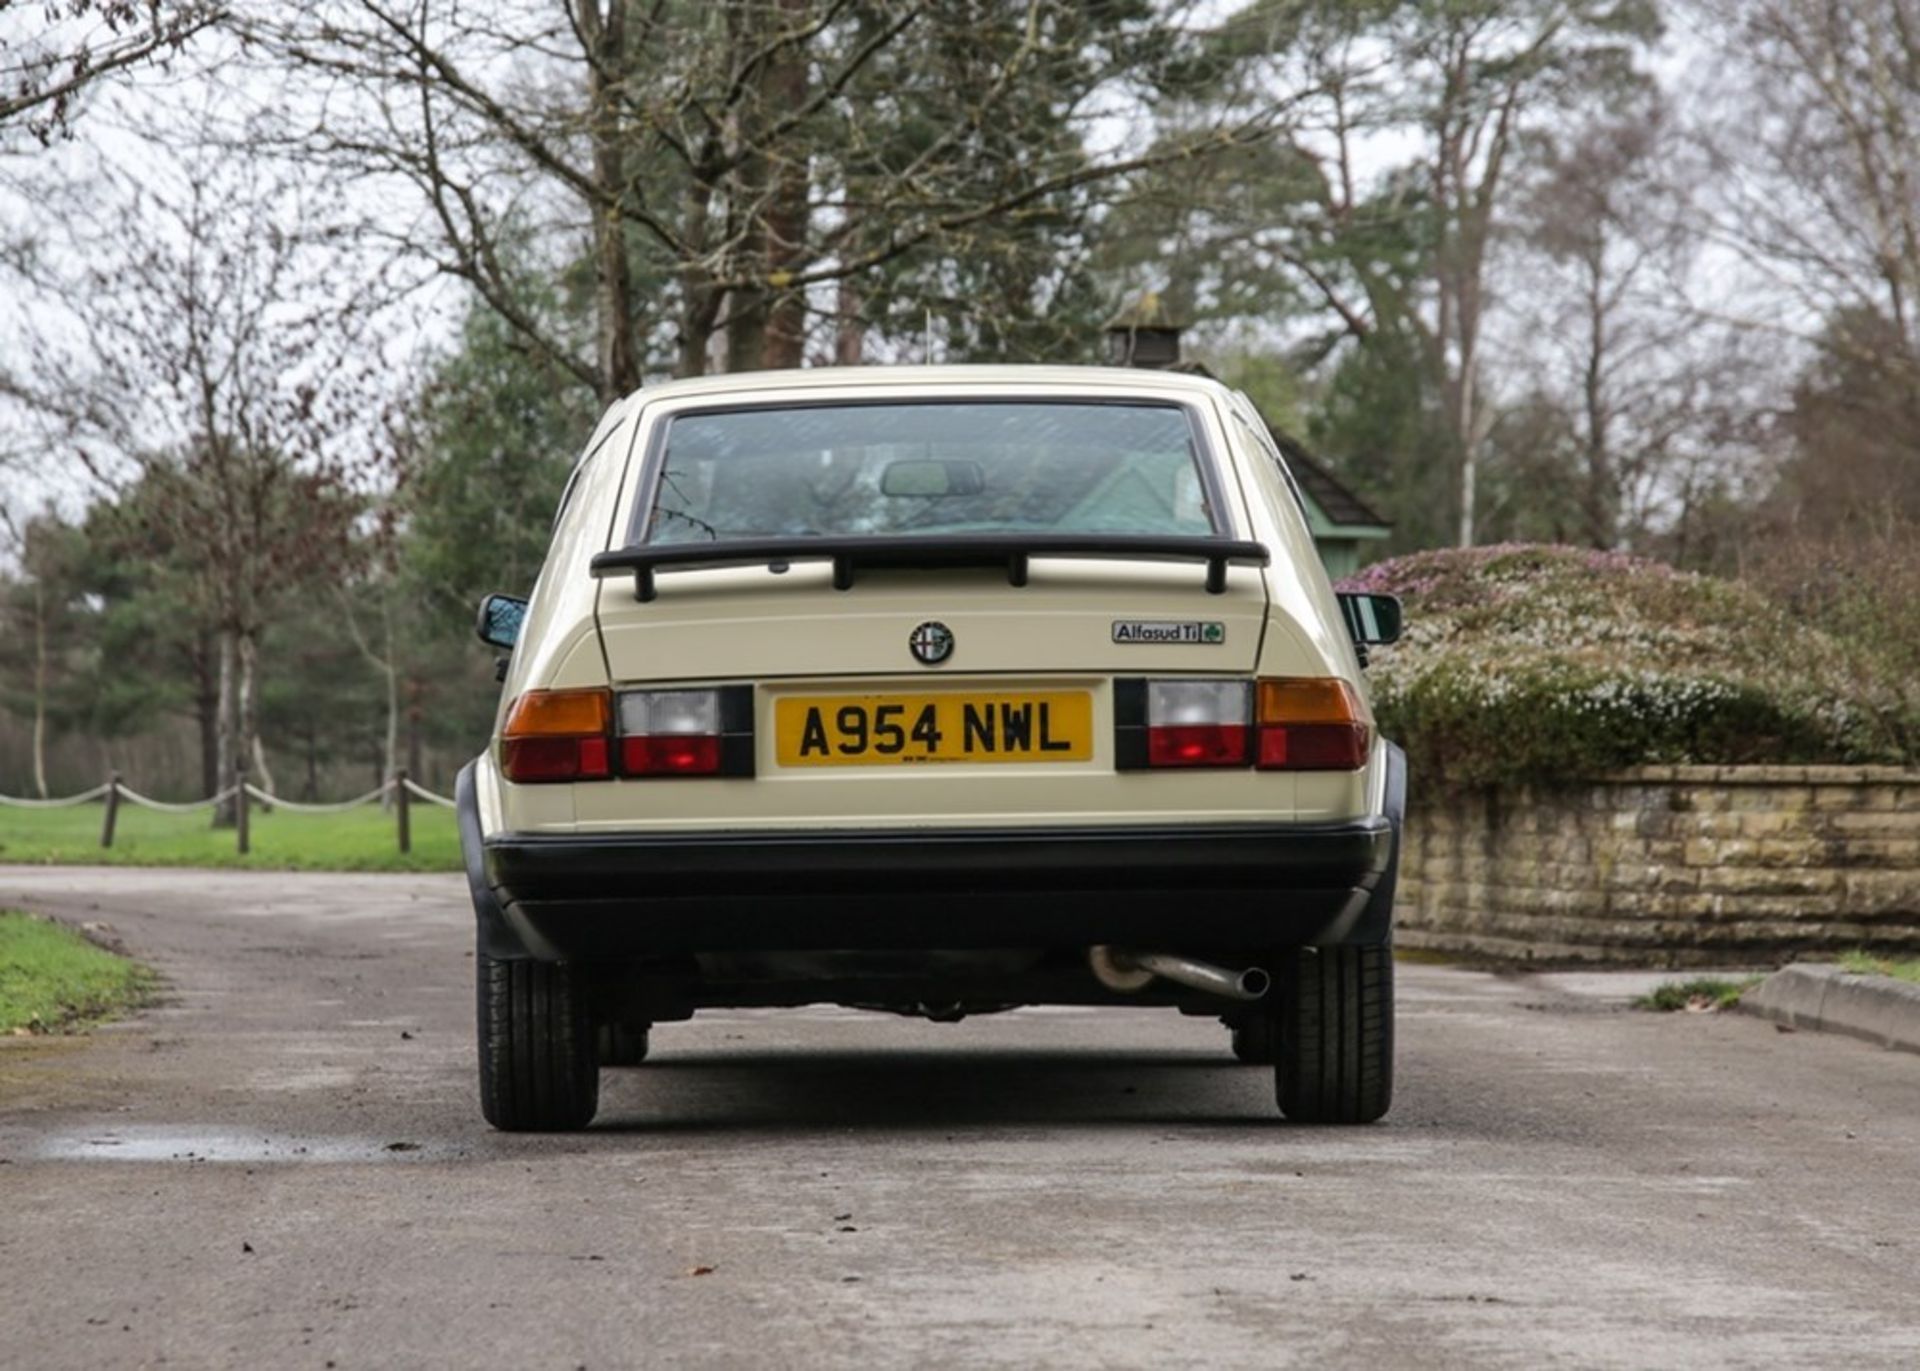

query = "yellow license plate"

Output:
[[775, 691, 1094, 767]]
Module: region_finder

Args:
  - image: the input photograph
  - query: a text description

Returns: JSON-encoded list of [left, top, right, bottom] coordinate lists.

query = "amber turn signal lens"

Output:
[[503, 688, 611, 739], [1256, 678, 1365, 725], [1255, 677, 1370, 771], [501, 689, 614, 783]]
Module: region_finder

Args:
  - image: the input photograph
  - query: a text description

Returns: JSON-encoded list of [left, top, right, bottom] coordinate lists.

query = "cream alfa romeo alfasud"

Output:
[[459, 365, 1405, 1130]]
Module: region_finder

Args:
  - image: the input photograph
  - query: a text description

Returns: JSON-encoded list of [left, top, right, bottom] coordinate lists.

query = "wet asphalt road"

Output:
[[1, 867, 1918, 1370]]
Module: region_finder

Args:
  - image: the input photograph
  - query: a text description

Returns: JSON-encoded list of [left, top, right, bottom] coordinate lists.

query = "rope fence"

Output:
[[0, 782, 114, 809], [0, 769, 456, 855], [241, 782, 392, 814], [401, 777, 458, 810], [115, 783, 239, 814]]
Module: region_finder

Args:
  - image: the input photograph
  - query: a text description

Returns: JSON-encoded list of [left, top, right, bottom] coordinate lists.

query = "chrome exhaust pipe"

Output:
[[1088, 946, 1270, 1002]]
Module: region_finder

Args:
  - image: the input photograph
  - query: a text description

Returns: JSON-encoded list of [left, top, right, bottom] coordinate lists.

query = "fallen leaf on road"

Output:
[[687, 1265, 716, 1277], [241, 1242, 254, 1254], [1774, 1023, 1796, 1034]]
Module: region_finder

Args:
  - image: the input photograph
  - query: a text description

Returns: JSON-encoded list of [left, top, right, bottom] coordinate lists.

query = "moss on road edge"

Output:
[[0, 911, 155, 1034]]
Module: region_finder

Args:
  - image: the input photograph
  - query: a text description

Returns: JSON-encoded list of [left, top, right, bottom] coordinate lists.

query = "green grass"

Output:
[[0, 801, 460, 872], [1838, 951, 1920, 985], [1635, 977, 1762, 1012], [0, 911, 154, 1033]]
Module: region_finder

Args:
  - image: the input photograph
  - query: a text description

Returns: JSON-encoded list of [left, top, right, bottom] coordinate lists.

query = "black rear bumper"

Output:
[[459, 763, 1401, 960]]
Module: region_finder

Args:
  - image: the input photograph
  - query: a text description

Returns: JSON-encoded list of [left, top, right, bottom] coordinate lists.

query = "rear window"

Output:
[[642, 401, 1218, 545]]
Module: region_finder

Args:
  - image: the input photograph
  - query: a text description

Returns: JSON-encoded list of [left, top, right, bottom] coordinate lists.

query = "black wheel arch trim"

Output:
[[458, 759, 535, 960], [1349, 740, 1407, 946]]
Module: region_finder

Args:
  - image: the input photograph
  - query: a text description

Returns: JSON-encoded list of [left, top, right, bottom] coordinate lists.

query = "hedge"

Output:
[[1339, 544, 1919, 786]]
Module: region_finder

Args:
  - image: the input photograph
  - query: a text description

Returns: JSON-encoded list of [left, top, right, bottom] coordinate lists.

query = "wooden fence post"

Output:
[[235, 766, 250, 856], [394, 770, 411, 855], [100, 771, 120, 849]]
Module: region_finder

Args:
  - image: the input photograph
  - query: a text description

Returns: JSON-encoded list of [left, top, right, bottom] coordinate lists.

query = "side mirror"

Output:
[[1336, 591, 1402, 646], [881, 458, 986, 498], [475, 593, 529, 650]]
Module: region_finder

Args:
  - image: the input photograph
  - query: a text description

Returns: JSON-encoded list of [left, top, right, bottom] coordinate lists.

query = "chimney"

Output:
[[1105, 292, 1185, 369]]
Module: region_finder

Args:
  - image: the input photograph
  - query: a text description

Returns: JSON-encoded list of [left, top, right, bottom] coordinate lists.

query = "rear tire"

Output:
[[478, 953, 599, 1131], [1274, 946, 1393, 1125], [597, 1020, 651, 1066]]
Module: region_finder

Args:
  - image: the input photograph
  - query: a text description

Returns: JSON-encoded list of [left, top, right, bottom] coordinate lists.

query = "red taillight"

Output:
[[1255, 678, 1370, 771], [617, 689, 724, 777], [1148, 724, 1251, 768], [1117, 677, 1370, 772], [620, 734, 721, 775], [500, 689, 613, 783], [1256, 723, 1369, 769], [1143, 681, 1251, 768]]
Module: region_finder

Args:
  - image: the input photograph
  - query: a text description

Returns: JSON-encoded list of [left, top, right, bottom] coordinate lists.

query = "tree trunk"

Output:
[[238, 627, 263, 812], [31, 581, 48, 799], [377, 600, 399, 809], [1455, 336, 1479, 548], [723, 0, 810, 373], [406, 677, 424, 783], [676, 184, 721, 377], [834, 278, 865, 365], [761, 0, 811, 370], [579, 0, 639, 402], [213, 628, 238, 827], [194, 631, 219, 799], [250, 733, 277, 811], [1579, 238, 1618, 549]]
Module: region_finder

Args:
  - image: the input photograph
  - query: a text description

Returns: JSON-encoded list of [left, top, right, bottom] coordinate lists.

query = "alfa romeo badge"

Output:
[[909, 621, 954, 666]]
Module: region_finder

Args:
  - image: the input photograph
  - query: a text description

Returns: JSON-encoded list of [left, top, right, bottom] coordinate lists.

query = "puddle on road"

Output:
[[29, 1128, 453, 1164]]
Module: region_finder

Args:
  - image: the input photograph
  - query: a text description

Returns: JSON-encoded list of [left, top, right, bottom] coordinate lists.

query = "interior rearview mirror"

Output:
[[475, 593, 529, 650], [1336, 591, 1402, 646], [881, 458, 986, 498]]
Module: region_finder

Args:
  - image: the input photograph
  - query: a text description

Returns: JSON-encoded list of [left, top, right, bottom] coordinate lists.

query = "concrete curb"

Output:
[[1742, 963, 1920, 1055]]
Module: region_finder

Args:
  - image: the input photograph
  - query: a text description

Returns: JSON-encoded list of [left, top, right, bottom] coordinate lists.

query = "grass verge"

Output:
[[1635, 977, 1762, 1012], [1838, 951, 1920, 985], [0, 801, 459, 872], [0, 911, 154, 1033]]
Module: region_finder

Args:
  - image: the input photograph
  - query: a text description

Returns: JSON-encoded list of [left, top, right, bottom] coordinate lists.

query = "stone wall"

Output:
[[1396, 766, 1920, 966]]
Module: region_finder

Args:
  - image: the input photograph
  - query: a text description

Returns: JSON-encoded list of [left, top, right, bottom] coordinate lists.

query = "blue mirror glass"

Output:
[[475, 594, 528, 650]]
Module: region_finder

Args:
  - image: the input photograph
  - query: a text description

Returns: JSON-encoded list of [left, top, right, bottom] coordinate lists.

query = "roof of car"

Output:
[[622, 364, 1236, 405]]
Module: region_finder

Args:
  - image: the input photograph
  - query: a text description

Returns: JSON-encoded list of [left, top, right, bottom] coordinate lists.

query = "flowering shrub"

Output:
[[1340, 544, 1919, 786]]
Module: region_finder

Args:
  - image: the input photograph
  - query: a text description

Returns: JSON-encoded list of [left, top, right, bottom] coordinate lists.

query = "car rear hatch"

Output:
[[568, 393, 1344, 829], [584, 541, 1317, 829]]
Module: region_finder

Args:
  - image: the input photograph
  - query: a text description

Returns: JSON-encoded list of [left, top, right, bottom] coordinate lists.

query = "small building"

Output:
[[1104, 301, 1391, 578]]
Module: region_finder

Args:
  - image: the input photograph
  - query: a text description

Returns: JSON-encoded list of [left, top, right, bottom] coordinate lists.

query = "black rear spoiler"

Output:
[[590, 534, 1271, 602]]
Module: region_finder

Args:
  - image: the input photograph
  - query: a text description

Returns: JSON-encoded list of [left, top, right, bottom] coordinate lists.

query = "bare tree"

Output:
[[0, 1, 222, 141], [1694, 0, 1920, 357], [1688, 0, 1920, 534], [1195, 1, 1660, 546], [1498, 105, 1707, 547], [8, 147, 395, 820], [243, 1, 1303, 402], [0, 507, 54, 796]]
